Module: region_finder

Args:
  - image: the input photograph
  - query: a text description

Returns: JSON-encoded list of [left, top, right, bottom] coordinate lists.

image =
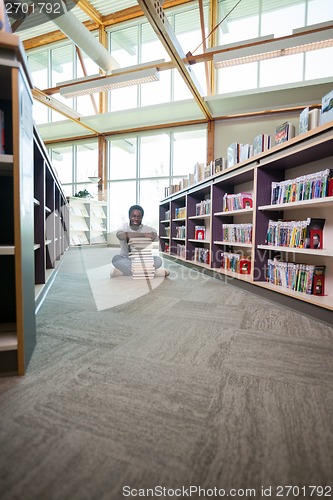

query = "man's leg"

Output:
[[112, 255, 132, 276]]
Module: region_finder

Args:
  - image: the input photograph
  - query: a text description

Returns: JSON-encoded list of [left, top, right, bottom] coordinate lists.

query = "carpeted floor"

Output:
[[0, 246, 332, 500]]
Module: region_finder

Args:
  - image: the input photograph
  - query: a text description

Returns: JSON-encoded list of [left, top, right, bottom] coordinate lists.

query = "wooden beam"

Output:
[[75, 0, 103, 26], [32, 88, 100, 135]]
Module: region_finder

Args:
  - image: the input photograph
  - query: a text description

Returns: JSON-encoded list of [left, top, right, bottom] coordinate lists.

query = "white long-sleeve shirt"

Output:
[[116, 223, 158, 256]]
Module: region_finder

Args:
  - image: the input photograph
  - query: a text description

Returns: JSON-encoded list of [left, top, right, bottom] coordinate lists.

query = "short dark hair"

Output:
[[129, 205, 144, 218]]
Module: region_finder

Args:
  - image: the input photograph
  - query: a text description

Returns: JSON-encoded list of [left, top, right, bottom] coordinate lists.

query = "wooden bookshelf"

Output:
[[0, 32, 69, 375], [159, 121, 333, 321]]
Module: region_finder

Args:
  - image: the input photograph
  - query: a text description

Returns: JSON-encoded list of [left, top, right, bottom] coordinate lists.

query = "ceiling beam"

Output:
[[32, 88, 100, 135], [75, 0, 103, 26], [22, 0, 196, 50], [136, 0, 213, 120]]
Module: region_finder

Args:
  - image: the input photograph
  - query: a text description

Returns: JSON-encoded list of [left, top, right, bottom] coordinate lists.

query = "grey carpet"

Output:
[[0, 246, 332, 500]]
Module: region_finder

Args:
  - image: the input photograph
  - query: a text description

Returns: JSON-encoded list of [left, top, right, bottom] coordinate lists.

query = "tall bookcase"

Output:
[[0, 32, 69, 375], [68, 197, 107, 246], [160, 121, 333, 324]]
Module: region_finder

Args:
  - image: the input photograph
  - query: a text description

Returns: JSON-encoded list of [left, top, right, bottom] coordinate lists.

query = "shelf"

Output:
[[45, 206, 51, 213], [34, 244, 41, 250], [213, 267, 253, 282], [257, 244, 333, 257], [259, 196, 333, 211], [0, 154, 14, 173], [172, 217, 186, 221], [214, 240, 252, 248], [33, 198, 40, 206], [214, 208, 253, 216], [160, 236, 169, 240], [188, 239, 210, 243], [0, 245, 15, 255], [0, 323, 17, 351], [173, 237, 186, 241], [188, 214, 211, 219], [254, 281, 333, 311], [160, 219, 170, 223]]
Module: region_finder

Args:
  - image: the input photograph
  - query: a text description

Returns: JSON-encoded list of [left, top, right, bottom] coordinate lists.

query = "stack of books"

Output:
[[128, 237, 155, 279]]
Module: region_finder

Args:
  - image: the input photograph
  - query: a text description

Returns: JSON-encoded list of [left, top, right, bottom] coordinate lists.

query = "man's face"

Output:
[[129, 209, 143, 227]]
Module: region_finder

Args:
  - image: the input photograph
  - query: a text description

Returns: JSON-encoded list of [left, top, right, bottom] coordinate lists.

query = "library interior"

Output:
[[0, 0, 333, 498]]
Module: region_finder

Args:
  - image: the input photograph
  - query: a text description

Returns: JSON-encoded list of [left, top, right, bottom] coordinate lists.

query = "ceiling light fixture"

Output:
[[213, 28, 333, 68], [60, 68, 160, 98]]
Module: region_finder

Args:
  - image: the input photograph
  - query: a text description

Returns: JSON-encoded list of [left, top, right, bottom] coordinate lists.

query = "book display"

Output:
[[68, 197, 107, 246], [159, 121, 333, 322], [0, 32, 69, 375]]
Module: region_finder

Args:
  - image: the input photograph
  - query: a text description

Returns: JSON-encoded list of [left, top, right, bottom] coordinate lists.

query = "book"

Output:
[[128, 237, 155, 279], [299, 107, 309, 134], [227, 143, 239, 168], [214, 157, 226, 174], [312, 266, 326, 296], [299, 107, 320, 133], [195, 226, 206, 240], [274, 121, 295, 145], [253, 134, 271, 155], [304, 218, 325, 249], [321, 89, 333, 125]]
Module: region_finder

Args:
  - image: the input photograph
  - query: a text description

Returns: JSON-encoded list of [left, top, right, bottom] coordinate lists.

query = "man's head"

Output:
[[129, 205, 144, 227]]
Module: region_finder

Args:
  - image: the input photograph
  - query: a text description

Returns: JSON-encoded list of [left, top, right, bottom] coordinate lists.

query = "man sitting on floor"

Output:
[[111, 204, 170, 278]]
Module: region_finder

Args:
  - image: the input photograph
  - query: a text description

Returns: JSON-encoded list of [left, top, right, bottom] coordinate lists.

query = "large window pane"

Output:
[[141, 22, 169, 63], [260, 54, 303, 87], [261, 3, 305, 37], [109, 138, 137, 180], [139, 178, 169, 230], [108, 180, 136, 231], [217, 63, 258, 94], [173, 128, 207, 177], [307, 0, 333, 24], [305, 47, 333, 80], [140, 135, 170, 178], [141, 71, 171, 107], [48, 144, 73, 184], [76, 142, 99, 183], [110, 26, 138, 68]]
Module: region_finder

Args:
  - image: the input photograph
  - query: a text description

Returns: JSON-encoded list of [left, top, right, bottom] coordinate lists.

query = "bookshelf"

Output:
[[0, 32, 69, 375], [159, 121, 333, 322], [68, 197, 108, 246]]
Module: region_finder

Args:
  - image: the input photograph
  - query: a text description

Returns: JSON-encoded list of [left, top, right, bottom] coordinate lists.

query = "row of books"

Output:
[[175, 225, 185, 238], [223, 192, 253, 212], [193, 248, 210, 265], [265, 218, 325, 249], [164, 209, 170, 221], [195, 226, 206, 240], [195, 199, 211, 216], [176, 243, 186, 259], [271, 169, 333, 205], [222, 223, 252, 244], [267, 259, 325, 295], [221, 252, 252, 274], [174, 207, 186, 219]]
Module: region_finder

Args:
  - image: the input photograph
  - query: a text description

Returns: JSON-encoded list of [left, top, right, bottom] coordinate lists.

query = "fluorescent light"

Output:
[[214, 29, 333, 68], [60, 68, 160, 98]]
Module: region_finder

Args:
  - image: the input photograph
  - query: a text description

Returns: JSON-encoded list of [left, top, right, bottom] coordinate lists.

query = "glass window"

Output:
[[307, 0, 333, 24], [109, 138, 137, 180], [261, 3, 305, 37], [141, 22, 169, 63], [33, 101, 48, 125], [28, 51, 48, 89], [172, 128, 207, 177], [140, 134, 170, 178], [139, 178, 169, 230], [110, 25, 138, 68], [48, 144, 73, 184], [260, 54, 304, 87], [108, 180, 136, 231], [141, 71, 171, 106], [305, 47, 333, 80], [76, 141, 99, 183], [217, 63, 259, 94]]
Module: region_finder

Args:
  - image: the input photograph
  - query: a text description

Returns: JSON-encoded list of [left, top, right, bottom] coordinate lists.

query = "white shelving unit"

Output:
[[68, 197, 108, 246]]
